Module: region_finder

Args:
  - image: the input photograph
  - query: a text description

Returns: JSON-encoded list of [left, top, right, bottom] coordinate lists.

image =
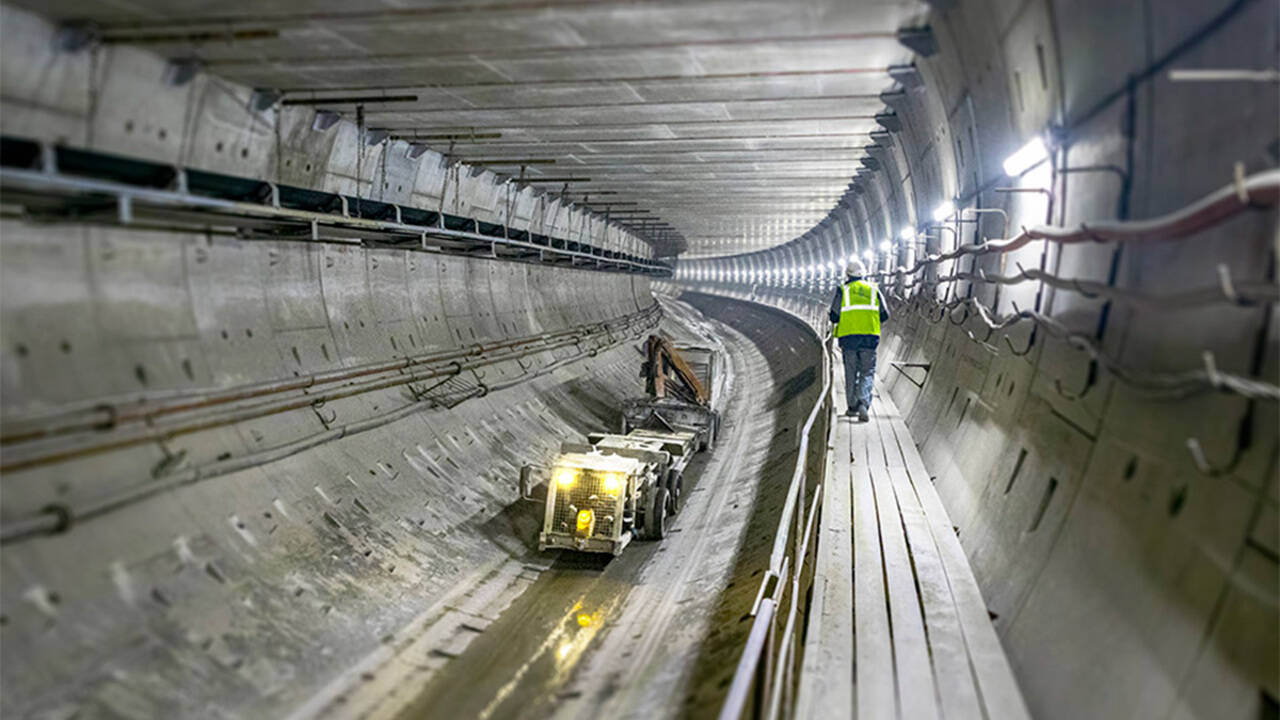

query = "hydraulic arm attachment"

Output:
[[642, 334, 709, 407]]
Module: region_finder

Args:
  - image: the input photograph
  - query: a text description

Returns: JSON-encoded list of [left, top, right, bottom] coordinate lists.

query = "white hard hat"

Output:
[[845, 258, 867, 277]]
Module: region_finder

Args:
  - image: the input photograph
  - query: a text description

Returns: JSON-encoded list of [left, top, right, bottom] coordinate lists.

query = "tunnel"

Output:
[[0, 1, 1276, 718]]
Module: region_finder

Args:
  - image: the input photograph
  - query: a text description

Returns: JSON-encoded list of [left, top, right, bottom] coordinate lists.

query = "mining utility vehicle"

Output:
[[521, 335, 719, 554]]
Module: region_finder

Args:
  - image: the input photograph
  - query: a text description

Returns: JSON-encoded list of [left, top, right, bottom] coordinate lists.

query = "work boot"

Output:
[[844, 408, 857, 418], [857, 407, 869, 423]]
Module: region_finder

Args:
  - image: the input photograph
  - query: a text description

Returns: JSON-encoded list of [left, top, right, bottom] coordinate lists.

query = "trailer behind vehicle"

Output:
[[521, 335, 720, 555]]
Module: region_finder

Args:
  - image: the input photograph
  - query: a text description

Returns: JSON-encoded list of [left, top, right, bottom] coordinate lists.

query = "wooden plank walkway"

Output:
[[798, 368, 1030, 720]]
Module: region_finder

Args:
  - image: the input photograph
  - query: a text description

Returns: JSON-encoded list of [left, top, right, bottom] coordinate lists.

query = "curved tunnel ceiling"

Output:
[[14, 0, 926, 259]]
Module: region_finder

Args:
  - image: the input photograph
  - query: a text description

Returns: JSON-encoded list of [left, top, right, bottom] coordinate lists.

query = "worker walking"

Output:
[[829, 259, 889, 422]]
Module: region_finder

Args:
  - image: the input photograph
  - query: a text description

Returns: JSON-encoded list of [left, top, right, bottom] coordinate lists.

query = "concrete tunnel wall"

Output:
[[0, 1, 1276, 719], [0, 6, 662, 717], [0, 7, 653, 260], [674, 1, 1278, 718]]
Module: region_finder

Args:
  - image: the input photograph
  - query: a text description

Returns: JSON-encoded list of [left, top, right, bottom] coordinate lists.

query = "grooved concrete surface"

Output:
[[669, 0, 1278, 716], [0, 0, 924, 257], [1, 1, 1277, 719], [0, 223, 656, 717]]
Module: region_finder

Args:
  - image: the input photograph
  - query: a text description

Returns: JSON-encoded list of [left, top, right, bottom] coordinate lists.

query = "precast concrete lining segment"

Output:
[[194, 32, 902, 66], [356, 94, 885, 117], [0, 0, 927, 257], [277, 66, 894, 94], [0, 191, 663, 720], [59, 0, 899, 31], [0, 142, 669, 275]]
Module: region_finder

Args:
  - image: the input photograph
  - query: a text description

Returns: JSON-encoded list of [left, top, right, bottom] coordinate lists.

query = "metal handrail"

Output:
[[719, 330, 834, 720]]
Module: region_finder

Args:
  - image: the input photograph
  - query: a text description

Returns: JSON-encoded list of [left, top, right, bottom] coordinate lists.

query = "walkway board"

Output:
[[799, 367, 1030, 720]]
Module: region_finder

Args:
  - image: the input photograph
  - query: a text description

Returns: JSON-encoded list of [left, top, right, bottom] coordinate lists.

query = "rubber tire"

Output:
[[646, 487, 668, 540], [700, 414, 718, 452], [667, 470, 683, 515]]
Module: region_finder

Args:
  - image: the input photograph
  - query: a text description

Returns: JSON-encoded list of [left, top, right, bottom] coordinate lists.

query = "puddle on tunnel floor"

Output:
[[391, 545, 655, 720]]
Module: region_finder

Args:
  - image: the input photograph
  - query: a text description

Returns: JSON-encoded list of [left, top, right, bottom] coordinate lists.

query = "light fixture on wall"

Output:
[[1003, 137, 1049, 177], [900, 227, 916, 240], [932, 200, 955, 222], [862, 249, 874, 259], [879, 240, 892, 253]]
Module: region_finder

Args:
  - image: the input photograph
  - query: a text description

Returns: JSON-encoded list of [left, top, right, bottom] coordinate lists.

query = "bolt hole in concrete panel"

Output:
[[245, 328, 253, 338], [1005, 448, 1028, 494], [125, 120, 134, 133], [1260, 690, 1278, 718], [181, 358, 194, 380], [1168, 485, 1188, 518], [1035, 40, 1048, 89], [158, 128, 167, 141], [1123, 456, 1138, 481], [321, 343, 330, 361], [1028, 476, 1058, 533], [216, 141, 224, 153], [134, 363, 148, 385], [291, 346, 301, 365], [15, 342, 29, 356], [240, 148, 249, 159]]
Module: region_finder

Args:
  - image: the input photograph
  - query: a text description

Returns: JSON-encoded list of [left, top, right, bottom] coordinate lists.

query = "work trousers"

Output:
[[839, 334, 879, 412]]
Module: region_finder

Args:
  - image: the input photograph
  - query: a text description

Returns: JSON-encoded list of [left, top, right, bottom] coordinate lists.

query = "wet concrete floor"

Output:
[[388, 294, 824, 720]]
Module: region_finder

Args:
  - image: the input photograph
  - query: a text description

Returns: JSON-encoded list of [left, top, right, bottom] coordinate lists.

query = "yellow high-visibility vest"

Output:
[[835, 280, 881, 337]]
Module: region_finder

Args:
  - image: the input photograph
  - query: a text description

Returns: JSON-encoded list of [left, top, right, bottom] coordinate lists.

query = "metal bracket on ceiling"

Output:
[[879, 89, 908, 111], [874, 112, 903, 132], [249, 88, 283, 113], [55, 21, 98, 53], [163, 57, 202, 87], [859, 157, 881, 171], [312, 110, 341, 132], [888, 63, 924, 89], [870, 130, 895, 147], [897, 27, 938, 57]]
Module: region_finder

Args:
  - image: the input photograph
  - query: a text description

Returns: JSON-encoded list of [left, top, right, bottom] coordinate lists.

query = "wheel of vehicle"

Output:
[[700, 414, 718, 451], [666, 470, 683, 514], [646, 486, 668, 540]]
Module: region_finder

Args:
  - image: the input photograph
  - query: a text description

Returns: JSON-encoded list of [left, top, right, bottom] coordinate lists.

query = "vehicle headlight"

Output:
[[554, 467, 578, 489], [602, 472, 623, 493]]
